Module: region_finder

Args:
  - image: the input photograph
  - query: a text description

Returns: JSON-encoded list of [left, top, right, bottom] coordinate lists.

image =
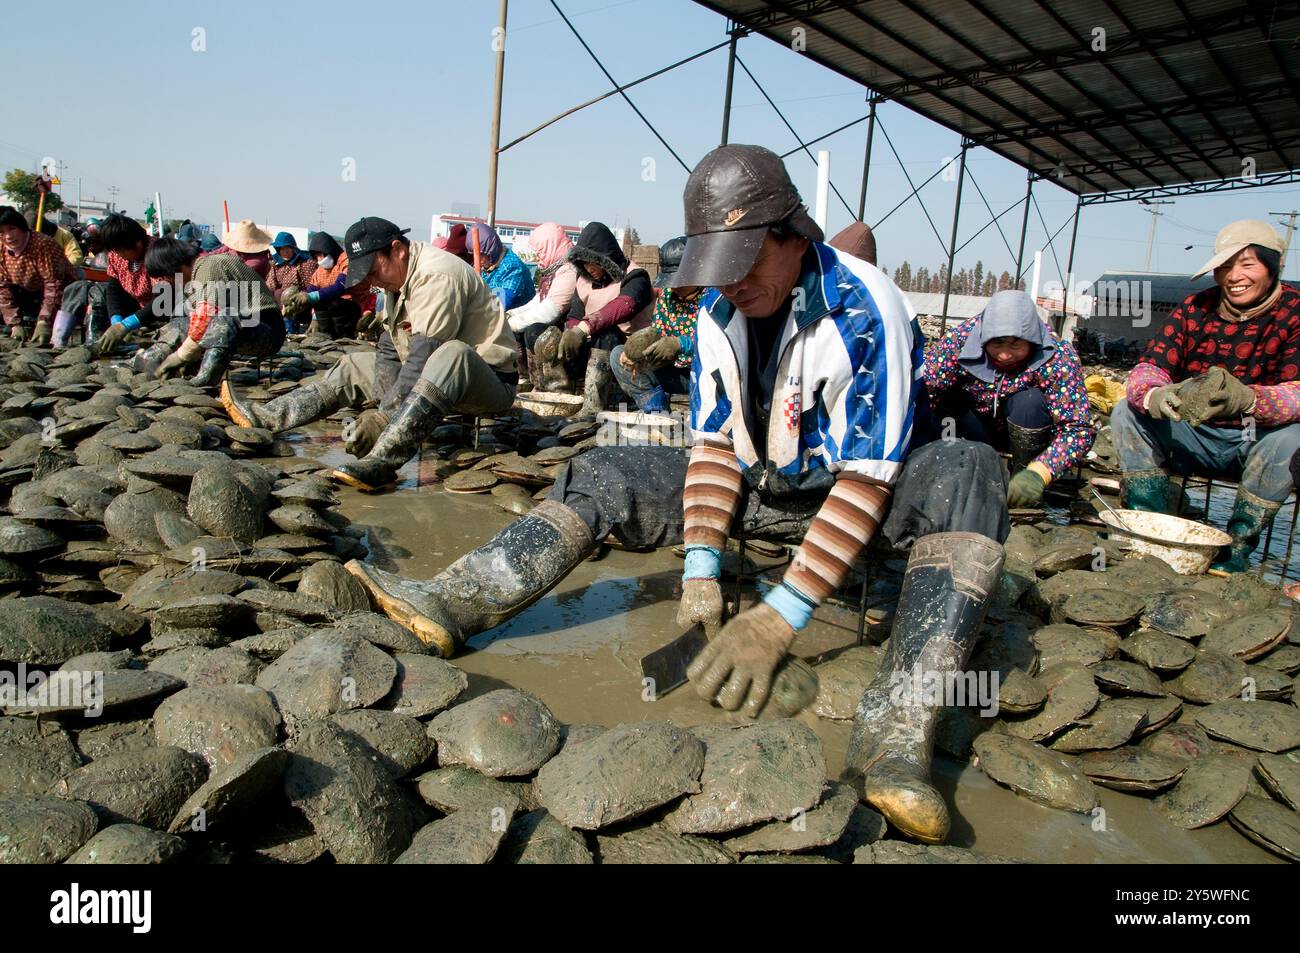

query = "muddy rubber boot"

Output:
[[344, 499, 596, 655], [516, 340, 533, 392], [1210, 487, 1282, 574], [525, 349, 540, 392], [187, 346, 230, 388], [131, 340, 175, 377], [50, 310, 76, 349], [1007, 421, 1054, 472], [1120, 468, 1171, 513], [332, 379, 448, 492], [220, 378, 337, 433], [30, 320, 51, 348], [577, 348, 613, 418], [842, 532, 1004, 844], [533, 326, 572, 393]]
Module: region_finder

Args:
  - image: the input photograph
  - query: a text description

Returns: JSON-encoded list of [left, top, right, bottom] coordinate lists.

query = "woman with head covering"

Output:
[[925, 289, 1093, 509], [280, 232, 376, 339], [215, 220, 275, 278], [534, 221, 654, 416], [505, 222, 576, 390], [1114, 219, 1300, 572], [265, 231, 318, 330], [431, 223, 475, 266], [611, 236, 701, 412], [465, 222, 534, 312]]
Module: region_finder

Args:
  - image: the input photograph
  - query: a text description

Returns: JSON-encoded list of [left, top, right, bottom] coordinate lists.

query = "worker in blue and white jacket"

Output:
[[343, 146, 1011, 847], [689, 240, 922, 493]]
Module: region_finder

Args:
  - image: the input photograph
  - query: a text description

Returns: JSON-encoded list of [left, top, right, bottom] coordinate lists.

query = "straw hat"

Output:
[[222, 219, 273, 254]]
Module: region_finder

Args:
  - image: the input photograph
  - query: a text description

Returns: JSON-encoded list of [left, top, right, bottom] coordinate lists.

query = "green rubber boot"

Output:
[[1120, 468, 1171, 513], [1210, 488, 1282, 574]]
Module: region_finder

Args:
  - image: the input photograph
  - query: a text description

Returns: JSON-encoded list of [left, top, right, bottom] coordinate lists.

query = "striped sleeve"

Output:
[[781, 473, 890, 605], [682, 439, 742, 552]]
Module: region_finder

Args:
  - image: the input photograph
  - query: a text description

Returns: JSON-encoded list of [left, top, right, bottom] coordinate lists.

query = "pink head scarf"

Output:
[[528, 222, 573, 270]]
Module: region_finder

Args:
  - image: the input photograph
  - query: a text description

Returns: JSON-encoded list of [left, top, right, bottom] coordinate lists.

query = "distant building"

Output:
[[905, 291, 993, 323], [260, 225, 313, 248], [1079, 271, 1216, 349], [430, 213, 586, 253]]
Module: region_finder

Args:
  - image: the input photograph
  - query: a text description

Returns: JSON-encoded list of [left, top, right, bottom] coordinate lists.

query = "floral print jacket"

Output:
[[926, 316, 1094, 478]]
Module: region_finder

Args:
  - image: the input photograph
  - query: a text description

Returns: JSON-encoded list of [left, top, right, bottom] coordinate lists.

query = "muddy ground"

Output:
[[297, 422, 1282, 864]]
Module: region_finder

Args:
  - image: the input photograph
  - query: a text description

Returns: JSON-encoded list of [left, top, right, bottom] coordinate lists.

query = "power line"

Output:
[[549, 0, 689, 173], [733, 54, 856, 221]]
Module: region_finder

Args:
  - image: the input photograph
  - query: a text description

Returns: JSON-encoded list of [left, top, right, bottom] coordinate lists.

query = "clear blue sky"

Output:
[[6, 0, 1298, 288]]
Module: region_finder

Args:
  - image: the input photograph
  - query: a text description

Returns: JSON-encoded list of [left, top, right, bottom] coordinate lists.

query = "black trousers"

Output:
[[546, 438, 1009, 551], [60, 278, 149, 338], [313, 298, 361, 339]]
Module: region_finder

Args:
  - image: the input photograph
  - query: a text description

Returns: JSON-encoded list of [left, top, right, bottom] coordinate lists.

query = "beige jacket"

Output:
[[385, 241, 517, 371]]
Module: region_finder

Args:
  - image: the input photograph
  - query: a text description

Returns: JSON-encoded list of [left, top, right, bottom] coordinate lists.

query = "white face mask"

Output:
[[318, 255, 336, 269]]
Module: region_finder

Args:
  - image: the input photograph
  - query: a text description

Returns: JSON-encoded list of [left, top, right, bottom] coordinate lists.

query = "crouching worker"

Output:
[[925, 289, 1093, 508], [134, 238, 286, 386], [0, 205, 72, 345], [610, 237, 700, 413], [506, 222, 576, 391], [58, 212, 156, 352], [341, 145, 1010, 845], [220, 217, 518, 491], [280, 232, 374, 339], [535, 221, 654, 416], [1113, 219, 1300, 572]]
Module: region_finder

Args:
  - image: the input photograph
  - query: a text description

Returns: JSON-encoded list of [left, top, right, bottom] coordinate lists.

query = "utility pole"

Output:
[[317, 204, 326, 231], [485, 0, 509, 227], [1141, 199, 1174, 271], [107, 185, 119, 212], [1270, 210, 1299, 278]]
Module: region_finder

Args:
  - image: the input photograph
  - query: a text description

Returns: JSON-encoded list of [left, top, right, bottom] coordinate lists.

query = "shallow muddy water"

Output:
[[302, 422, 1281, 863]]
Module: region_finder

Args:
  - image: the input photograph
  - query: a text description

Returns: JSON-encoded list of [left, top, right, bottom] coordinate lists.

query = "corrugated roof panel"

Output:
[[694, 0, 1300, 196]]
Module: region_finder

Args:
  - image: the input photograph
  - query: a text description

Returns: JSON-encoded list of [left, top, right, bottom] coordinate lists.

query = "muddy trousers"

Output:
[[2, 286, 42, 328], [311, 298, 361, 339], [937, 386, 1052, 448], [546, 438, 1010, 550], [348, 439, 1008, 655], [1110, 398, 1300, 503], [608, 345, 690, 413], [321, 340, 516, 416]]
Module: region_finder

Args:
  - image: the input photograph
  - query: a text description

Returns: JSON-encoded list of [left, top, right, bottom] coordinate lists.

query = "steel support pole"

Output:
[[720, 24, 739, 146], [486, 0, 509, 227], [857, 97, 878, 221], [1014, 171, 1034, 287], [940, 142, 969, 333], [1063, 196, 1083, 315]]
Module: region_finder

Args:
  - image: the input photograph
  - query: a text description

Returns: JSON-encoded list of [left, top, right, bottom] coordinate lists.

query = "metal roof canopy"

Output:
[[694, 0, 1300, 204]]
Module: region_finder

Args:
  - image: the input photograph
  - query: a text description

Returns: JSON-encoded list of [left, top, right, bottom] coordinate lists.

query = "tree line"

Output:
[[880, 259, 1024, 296]]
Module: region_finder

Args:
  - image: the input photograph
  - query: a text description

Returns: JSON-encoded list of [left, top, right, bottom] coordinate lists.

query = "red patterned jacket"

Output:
[[1126, 285, 1300, 427]]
